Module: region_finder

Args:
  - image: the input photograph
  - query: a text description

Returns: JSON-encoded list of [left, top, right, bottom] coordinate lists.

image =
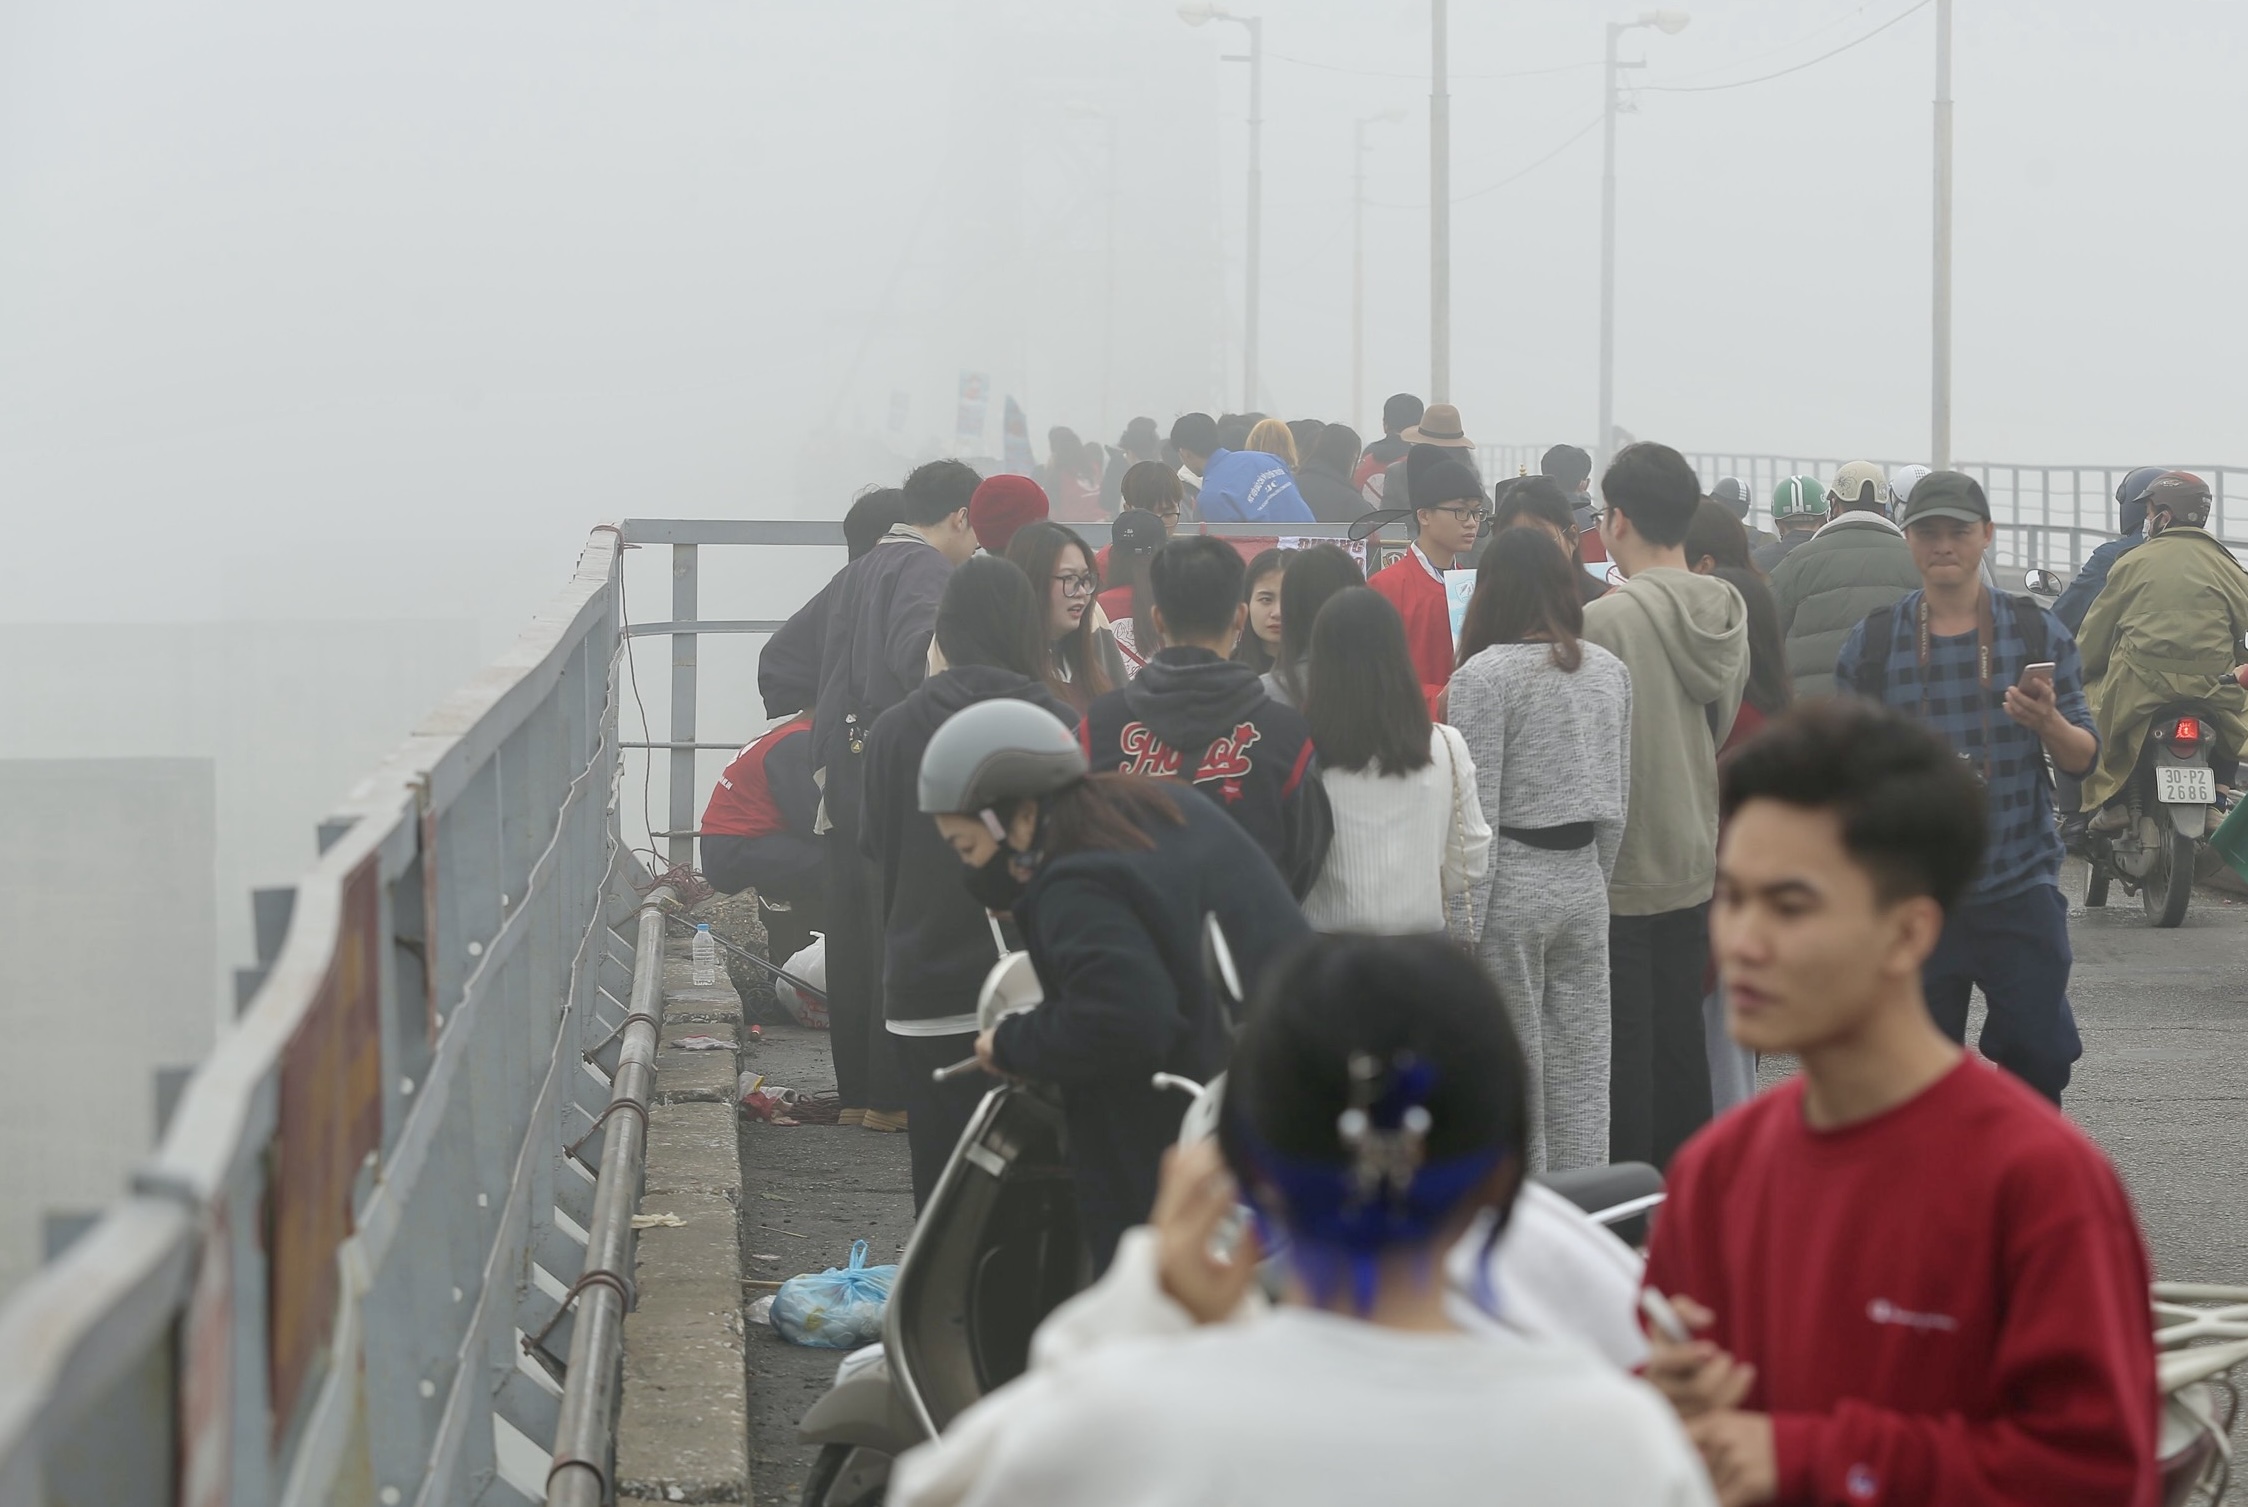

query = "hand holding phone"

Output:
[[2018, 661, 2056, 696]]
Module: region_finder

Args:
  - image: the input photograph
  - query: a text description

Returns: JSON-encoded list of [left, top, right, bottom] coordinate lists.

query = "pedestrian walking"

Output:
[[1494, 475, 1607, 605], [1835, 472, 2097, 1103], [1245, 417, 1299, 471], [1366, 455, 1484, 702], [1449, 527, 1631, 1171], [1082, 536, 1332, 897], [1353, 392, 1422, 503], [1581, 443, 1749, 1169], [1007, 521, 1127, 715], [1375, 403, 1480, 517], [1684, 497, 1754, 576], [1296, 424, 1368, 522], [1299, 588, 1490, 937], [1644, 702, 2156, 1505], [1263, 543, 1365, 709], [920, 700, 1311, 1271], [861, 558, 1072, 1201], [799, 459, 983, 1125], [1769, 461, 1920, 698], [758, 486, 907, 717], [1233, 547, 1285, 676], [1094, 509, 1166, 676]]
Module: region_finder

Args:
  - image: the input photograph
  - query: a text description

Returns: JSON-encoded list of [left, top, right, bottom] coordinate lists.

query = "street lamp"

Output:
[[1066, 102, 1120, 441], [1932, 0, 1953, 468], [1180, 1, 1264, 413], [1430, 0, 1450, 404], [1597, 8, 1689, 491], [1354, 110, 1406, 429]]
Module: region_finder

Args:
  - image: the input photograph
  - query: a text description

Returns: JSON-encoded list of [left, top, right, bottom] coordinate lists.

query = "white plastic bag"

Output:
[[776, 935, 829, 1030], [771, 1239, 895, 1349]]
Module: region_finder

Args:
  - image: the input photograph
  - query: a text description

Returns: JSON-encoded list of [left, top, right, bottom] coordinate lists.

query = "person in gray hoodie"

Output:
[[1581, 443, 1750, 1170]]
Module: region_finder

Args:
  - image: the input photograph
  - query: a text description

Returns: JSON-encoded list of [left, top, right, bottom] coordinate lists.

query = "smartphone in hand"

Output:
[[2019, 661, 2056, 695]]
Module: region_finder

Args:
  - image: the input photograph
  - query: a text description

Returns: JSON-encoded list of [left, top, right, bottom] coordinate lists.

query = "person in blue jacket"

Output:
[[1170, 412, 1314, 524], [2052, 466, 2166, 633]]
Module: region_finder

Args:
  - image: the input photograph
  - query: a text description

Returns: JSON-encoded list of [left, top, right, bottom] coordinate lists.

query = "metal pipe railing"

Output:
[[546, 886, 671, 1507]]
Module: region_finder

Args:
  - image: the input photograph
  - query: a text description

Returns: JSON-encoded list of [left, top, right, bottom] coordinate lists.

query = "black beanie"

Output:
[[1415, 458, 1484, 509]]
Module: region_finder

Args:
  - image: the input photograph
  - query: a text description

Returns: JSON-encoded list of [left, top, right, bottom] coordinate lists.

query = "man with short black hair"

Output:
[[1769, 460, 1920, 698], [1354, 392, 1424, 503], [1169, 412, 1220, 510], [1081, 536, 1331, 896], [1297, 423, 1368, 522], [1581, 442, 1749, 1168], [1644, 699, 2157, 1507], [797, 457, 982, 1129], [1835, 470, 2096, 1104]]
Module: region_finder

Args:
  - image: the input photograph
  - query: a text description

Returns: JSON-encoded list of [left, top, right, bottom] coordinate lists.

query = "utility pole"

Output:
[[1932, 0, 1954, 468], [1429, 0, 1451, 404], [1245, 15, 1264, 413], [1597, 11, 1688, 490]]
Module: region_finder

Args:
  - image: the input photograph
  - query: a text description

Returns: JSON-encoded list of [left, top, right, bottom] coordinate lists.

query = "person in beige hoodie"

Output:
[[1582, 443, 1750, 1171]]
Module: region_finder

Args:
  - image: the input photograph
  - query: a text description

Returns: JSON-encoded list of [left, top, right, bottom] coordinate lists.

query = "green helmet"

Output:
[[1771, 475, 1828, 521]]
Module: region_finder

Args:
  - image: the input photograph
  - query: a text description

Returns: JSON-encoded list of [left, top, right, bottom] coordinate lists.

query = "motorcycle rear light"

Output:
[[2171, 716, 2203, 748]]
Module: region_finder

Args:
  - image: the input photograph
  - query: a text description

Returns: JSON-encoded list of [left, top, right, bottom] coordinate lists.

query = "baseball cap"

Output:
[[1827, 460, 1888, 512], [1110, 508, 1167, 557], [1897, 470, 1991, 527], [1771, 475, 1827, 520], [1711, 476, 1752, 521]]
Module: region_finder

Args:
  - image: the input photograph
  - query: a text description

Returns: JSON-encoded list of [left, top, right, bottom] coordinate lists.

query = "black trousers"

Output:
[[888, 1031, 996, 1210], [701, 832, 825, 968], [823, 838, 904, 1113], [1608, 905, 1714, 1170], [1923, 883, 2082, 1104]]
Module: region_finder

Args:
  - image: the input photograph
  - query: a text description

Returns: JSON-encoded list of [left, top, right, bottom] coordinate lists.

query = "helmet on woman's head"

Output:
[[918, 698, 1086, 816]]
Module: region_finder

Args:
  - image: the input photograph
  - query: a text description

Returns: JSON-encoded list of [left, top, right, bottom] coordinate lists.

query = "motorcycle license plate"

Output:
[[2157, 765, 2215, 805]]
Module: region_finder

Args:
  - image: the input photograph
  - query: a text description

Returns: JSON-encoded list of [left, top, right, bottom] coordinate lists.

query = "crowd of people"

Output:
[[700, 394, 2248, 1503]]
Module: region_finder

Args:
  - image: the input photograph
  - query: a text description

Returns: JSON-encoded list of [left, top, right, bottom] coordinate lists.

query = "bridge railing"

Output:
[[1479, 445, 2248, 576], [0, 526, 669, 1506]]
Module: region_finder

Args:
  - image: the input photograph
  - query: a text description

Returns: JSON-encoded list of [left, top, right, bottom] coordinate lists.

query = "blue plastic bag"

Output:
[[771, 1239, 896, 1349]]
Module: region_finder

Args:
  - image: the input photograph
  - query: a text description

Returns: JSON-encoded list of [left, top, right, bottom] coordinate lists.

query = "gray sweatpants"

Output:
[[1477, 840, 1612, 1172]]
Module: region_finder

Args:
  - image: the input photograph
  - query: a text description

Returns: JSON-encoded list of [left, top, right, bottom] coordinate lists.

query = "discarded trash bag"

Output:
[[776, 936, 830, 1031], [770, 1239, 895, 1349]]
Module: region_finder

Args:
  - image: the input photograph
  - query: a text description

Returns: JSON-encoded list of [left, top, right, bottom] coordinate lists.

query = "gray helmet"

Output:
[[918, 698, 1086, 815], [1710, 476, 1752, 522]]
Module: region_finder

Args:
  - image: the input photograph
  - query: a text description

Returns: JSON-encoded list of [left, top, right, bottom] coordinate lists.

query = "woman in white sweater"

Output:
[[889, 937, 1713, 1507], [1447, 527, 1632, 1172], [1299, 588, 1490, 938]]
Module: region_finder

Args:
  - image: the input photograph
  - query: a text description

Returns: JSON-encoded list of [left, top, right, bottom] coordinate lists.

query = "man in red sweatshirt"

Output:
[[1366, 454, 1483, 701], [1645, 699, 2157, 1507]]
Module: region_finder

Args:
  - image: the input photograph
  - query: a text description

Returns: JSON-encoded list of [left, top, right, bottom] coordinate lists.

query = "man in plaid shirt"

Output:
[[1835, 471, 2099, 1104]]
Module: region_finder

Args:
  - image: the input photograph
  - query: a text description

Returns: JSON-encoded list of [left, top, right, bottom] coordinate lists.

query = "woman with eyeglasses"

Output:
[[1366, 458, 1486, 704], [1008, 521, 1126, 714]]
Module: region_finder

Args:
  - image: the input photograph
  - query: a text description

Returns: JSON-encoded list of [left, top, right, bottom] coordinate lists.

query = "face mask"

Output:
[[963, 845, 1036, 913]]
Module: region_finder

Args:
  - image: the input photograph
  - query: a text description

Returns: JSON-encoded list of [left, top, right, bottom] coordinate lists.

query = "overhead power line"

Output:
[[1641, 0, 1934, 94], [1364, 111, 1604, 210], [1268, 53, 1600, 83]]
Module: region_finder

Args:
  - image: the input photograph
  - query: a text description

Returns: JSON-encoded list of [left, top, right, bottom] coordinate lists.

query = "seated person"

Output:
[[699, 715, 822, 967], [892, 934, 1712, 1507], [1645, 701, 2157, 1506]]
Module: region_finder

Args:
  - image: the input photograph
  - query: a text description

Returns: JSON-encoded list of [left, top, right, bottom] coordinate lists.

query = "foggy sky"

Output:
[[4, 0, 2244, 627]]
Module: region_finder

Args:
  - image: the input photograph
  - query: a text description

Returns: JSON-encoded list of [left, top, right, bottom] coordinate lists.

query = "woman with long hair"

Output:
[[1710, 564, 1791, 753], [1041, 427, 1106, 522], [1007, 521, 1126, 714], [1684, 497, 1754, 577], [1493, 474, 1607, 604], [918, 698, 1311, 1272], [1232, 547, 1286, 675], [1092, 510, 1166, 676], [1245, 416, 1299, 470], [1449, 527, 1633, 1172], [1299, 589, 1490, 938], [860, 557, 1070, 1190], [1264, 544, 1364, 708], [889, 935, 1713, 1507]]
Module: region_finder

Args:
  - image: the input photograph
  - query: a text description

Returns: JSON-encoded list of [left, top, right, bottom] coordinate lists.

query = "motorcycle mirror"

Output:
[[1202, 914, 1244, 1014], [975, 950, 1044, 1032], [2024, 567, 2063, 598]]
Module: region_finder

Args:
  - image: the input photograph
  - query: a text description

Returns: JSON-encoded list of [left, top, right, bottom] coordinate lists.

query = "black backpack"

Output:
[[1850, 593, 2051, 705]]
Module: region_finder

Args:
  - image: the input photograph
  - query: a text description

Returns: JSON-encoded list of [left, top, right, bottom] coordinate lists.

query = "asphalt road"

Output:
[[739, 864, 2248, 1505]]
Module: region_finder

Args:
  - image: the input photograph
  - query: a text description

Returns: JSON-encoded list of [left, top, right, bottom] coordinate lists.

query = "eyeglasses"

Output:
[[1055, 570, 1098, 598], [1433, 505, 1489, 525]]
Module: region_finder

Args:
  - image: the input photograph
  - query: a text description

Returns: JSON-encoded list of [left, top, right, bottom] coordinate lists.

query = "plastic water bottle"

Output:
[[692, 924, 717, 987]]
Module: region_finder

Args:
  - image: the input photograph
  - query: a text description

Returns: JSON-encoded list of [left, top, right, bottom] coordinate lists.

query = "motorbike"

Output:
[[793, 922, 1665, 1506]]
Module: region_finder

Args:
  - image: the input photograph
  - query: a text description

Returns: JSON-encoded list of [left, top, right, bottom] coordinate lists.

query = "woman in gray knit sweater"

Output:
[[1446, 527, 1632, 1172]]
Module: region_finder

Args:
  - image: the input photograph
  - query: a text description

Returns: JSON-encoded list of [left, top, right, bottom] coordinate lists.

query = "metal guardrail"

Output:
[[1479, 445, 2248, 576], [0, 526, 669, 1506]]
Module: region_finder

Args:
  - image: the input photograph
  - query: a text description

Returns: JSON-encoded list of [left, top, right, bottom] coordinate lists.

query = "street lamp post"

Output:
[[1181, 3, 1264, 413], [1430, 0, 1451, 404], [1597, 9, 1689, 491], [1932, 0, 1953, 468], [1068, 103, 1121, 442], [1354, 110, 1406, 429]]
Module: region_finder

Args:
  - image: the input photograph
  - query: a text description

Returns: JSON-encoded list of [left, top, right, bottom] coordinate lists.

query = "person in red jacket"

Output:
[[700, 715, 822, 967], [1643, 699, 2157, 1507], [1366, 456, 1484, 702]]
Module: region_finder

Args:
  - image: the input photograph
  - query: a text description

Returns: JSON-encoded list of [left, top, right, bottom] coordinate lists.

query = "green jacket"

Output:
[[1769, 515, 1922, 699], [2077, 526, 2248, 807]]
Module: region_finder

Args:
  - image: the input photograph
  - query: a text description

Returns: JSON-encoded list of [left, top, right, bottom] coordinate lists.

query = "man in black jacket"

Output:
[[859, 557, 1073, 1204], [792, 460, 980, 1127], [1081, 536, 1332, 897], [1296, 423, 1369, 523]]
